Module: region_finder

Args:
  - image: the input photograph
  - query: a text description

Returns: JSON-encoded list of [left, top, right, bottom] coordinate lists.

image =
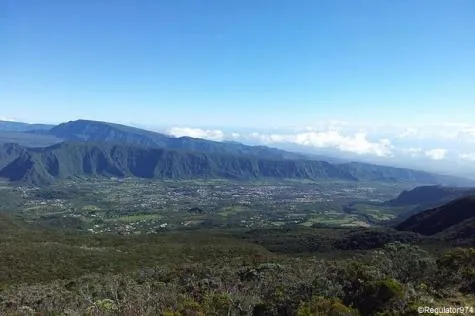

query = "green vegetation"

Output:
[[0, 131, 62, 147], [1, 214, 474, 315], [1, 141, 453, 186], [1, 172, 475, 315], [0, 141, 359, 185], [397, 196, 475, 236], [386, 185, 475, 207]]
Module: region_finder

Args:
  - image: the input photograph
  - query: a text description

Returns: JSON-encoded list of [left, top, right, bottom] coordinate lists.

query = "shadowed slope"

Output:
[[397, 196, 475, 236]]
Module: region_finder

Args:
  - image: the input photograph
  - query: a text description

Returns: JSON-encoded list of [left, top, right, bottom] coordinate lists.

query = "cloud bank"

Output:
[[165, 122, 475, 177], [167, 125, 394, 157], [424, 148, 448, 160], [248, 130, 393, 157], [167, 127, 225, 141]]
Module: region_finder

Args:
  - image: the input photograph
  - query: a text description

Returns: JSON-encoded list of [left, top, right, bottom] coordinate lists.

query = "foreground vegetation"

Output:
[[1, 213, 474, 315]]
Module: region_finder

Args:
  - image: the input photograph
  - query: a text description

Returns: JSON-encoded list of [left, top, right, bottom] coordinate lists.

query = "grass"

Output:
[[301, 213, 369, 227], [341, 220, 371, 227], [351, 203, 406, 221], [81, 205, 101, 211]]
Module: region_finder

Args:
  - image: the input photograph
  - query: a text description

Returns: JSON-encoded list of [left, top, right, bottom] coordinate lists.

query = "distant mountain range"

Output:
[[0, 120, 55, 132], [0, 141, 471, 186], [3, 119, 314, 161], [0, 119, 473, 186], [337, 162, 472, 186]]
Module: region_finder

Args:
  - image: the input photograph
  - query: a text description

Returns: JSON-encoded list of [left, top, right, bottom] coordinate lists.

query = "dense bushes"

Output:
[[1, 243, 475, 315], [437, 247, 475, 294], [1, 219, 474, 315], [237, 227, 422, 254]]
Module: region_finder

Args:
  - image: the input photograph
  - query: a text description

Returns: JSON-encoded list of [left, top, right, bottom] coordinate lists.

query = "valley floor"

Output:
[[1, 178, 412, 234]]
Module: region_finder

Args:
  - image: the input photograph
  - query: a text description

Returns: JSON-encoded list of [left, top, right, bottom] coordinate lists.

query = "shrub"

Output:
[[372, 242, 437, 284], [353, 279, 405, 315], [203, 293, 232, 315], [437, 247, 475, 293], [297, 296, 358, 316]]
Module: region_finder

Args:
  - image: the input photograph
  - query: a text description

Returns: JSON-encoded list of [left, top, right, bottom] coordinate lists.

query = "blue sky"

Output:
[[2, 0, 474, 127], [2, 1, 475, 175]]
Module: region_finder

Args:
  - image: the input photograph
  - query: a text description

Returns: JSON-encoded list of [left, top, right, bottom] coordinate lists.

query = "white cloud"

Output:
[[161, 122, 474, 169], [167, 127, 225, 141], [424, 148, 448, 160], [396, 124, 475, 142], [249, 130, 393, 157], [459, 153, 475, 161]]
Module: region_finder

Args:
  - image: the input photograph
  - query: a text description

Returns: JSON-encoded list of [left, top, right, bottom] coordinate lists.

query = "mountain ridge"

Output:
[[31, 119, 314, 161], [0, 141, 472, 186], [386, 185, 475, 207], [396, 195, 475, 236], [0, 120, 55, 132], [0, 141, 359, 185], [0, 119, 472, 187]]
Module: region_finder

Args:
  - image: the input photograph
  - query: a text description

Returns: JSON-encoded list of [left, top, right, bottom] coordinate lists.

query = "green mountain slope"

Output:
[[386, 185, 475, 207], [396, 196, 475, 236], [0, 142, 358, 185], [386, 186, 475, 225], [0, 131, 62, 148], [0, 143, 26, 169], [0, 141, 472, 187], [439, 217, 475, 242]]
